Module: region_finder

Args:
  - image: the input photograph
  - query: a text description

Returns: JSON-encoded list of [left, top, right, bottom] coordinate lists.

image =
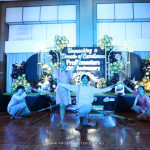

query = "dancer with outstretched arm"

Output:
[[57, 74, 113, 130], [45, 53, 84, 130], [121, 82, 150, 121]]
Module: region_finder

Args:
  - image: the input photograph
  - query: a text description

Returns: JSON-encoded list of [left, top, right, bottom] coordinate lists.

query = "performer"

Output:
[[57, 74, 113, 130], [121, 82, 150, 121], [45, 53, 84, 130], [7, 85, 31, 119]]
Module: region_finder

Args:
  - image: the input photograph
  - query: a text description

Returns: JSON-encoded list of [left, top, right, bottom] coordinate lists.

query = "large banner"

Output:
[[62, 47, 105, 84]]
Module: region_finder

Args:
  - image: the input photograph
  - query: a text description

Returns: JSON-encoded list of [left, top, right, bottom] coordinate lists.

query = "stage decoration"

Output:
[[146, 55, 150, 62], [122, 40, 136, 52], [32, 113, 48, 124], [32, 42, 46, 53], [39, 75, 51, 93], [97, 78, 107, 89], [54, 35, 69, 51], [98, 35, 113, 51], [92, 109, 134, 122], [109, 60, 124, 74], [11, 61, 27, 79], [30, 104, 59, 114], [9, 74, 31, 92]]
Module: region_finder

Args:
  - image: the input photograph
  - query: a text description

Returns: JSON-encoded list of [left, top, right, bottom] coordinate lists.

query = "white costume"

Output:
[[7, 92, 30, 116], [58, 83, 112, 125]]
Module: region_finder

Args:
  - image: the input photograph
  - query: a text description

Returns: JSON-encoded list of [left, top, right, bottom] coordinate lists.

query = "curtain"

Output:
[[134, 51, 150, 59], [6, 53, 34, 93]]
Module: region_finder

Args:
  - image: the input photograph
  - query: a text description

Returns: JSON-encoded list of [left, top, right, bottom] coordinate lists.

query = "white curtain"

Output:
[[6, 53, 34, 93]]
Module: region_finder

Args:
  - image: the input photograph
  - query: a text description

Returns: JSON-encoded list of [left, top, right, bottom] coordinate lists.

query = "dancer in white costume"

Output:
[[57, 75, 113, 130], [7, 85, 31, 119]]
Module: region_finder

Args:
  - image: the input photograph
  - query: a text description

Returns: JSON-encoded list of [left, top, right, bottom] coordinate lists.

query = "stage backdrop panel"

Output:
[[62, 47, 105, 84], [130, 53, 143, 81]]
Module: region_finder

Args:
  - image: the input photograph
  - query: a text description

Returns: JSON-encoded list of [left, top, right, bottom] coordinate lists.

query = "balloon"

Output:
[[26, 83, 31, 87], [47, 70, 51, 74], [106, 47, 110, 51], [56, 45, 60, 51], [23, 80, 27, 84], [58, 36, 62, 41], [145, 72, 149, 76], [18, 82, 22, 85], [111, 71, 115, 74], [119, 66, 123, 70], [63, 44, 67, 47], [113, 66, 118, 70], [113, 62, 117, 66], [62, 36, 66, 40], [109, 37, 113, 41], [101, 45, 105, 50], [66, 40, 69, 44], [55, 35, 59, 40], [98, 40, 103, 45], [109, 63, 113, 67], [104, 35, 108, 39], [21, 66, 25, 70], [61, 40, 65, 44], [22, 74, 26, 78], [105, 38, 109, 42], [117, 59, 121, 63], [56, 40, 60, 45], [107, 42, 111, 46], [109, 46, 113, 50]]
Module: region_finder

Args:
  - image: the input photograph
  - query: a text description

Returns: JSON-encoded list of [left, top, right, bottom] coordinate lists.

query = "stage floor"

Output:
[[0, 111, 150, 150]]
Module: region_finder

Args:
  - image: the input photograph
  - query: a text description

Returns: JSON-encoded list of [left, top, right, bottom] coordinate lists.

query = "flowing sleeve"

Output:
[[58, 82, 77, 92], [92, 86, 112, 94], [132, 90, 139, 98], [146, 95, 150, 108]]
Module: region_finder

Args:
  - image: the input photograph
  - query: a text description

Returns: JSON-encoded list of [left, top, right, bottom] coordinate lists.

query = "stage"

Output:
[[0, 92, 147, 112]]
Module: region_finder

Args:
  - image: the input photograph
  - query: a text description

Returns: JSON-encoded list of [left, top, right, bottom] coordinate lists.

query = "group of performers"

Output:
[[7, 54, 150, 131]]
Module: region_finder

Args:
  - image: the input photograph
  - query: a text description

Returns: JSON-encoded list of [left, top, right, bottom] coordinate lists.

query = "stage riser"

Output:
[[0, 95, 138, 112]]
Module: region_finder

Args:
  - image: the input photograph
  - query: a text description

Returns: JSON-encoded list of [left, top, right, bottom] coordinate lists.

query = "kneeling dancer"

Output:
[[7, 85, 31, 119], [57, 75, 113, 130], [121, 82, 150, 121]]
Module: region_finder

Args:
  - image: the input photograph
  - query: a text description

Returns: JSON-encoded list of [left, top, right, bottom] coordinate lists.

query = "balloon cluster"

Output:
[[11, 61, 27, 79], [97, 78, 107, 89], [98, 35, 113, 51], [109, 59, 124, 74], [107, 74, 120, 86], [54, 35, 69, 51], [43, 51, 60, 76], [107, 72, 136, 92], [123, 77, 136, 91], [42, 64, 53, 76], [141, 59, 150, 76], [137, 76, 150, 92], [108, 51, 122, 63], [9, 74, 30, 92]]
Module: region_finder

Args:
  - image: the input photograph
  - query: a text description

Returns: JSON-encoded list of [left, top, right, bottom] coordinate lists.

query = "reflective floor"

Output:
[[0, 111, 150, 150]]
